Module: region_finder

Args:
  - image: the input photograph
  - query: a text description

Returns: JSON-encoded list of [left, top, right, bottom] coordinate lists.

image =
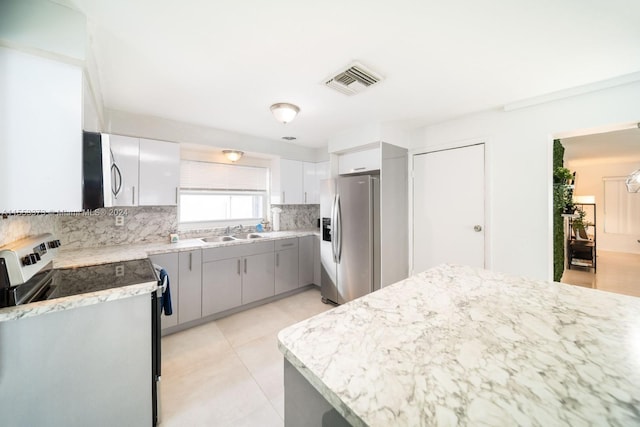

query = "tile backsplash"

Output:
[[57, 206, 178, 249], [0, 214, 57, 247], [275, 204, 320, 230], [0, 207, 177, 249], [1, 204, 319, 249]]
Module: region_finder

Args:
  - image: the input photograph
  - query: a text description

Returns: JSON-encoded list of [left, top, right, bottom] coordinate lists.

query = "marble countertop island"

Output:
[[278, 264, 640, 426]]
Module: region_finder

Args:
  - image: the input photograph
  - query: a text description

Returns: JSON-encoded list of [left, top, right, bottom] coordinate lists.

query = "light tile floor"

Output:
[[561, 250, 640, 297], [160, 287, 332, 427]]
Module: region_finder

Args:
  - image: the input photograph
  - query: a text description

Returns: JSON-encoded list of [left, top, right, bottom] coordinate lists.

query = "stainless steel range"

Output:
[[0, 233, 163, 426], [0, 233, 60, 307], [0, 233, 158, 308]]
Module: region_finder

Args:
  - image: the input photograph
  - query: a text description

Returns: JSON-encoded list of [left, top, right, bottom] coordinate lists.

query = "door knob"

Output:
[[474, 225, 482, 232]]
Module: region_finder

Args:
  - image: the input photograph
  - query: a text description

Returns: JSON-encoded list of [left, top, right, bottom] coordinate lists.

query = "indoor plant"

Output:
[[553, 166, 574, 185], [571, 206, 590, 239]]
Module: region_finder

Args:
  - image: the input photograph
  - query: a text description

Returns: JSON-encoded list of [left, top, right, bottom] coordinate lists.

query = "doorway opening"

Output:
[[552, 124, 640, 297]]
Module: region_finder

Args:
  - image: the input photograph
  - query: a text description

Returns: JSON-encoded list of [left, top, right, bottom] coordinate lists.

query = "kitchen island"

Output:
[[278, 264, 640, 426]]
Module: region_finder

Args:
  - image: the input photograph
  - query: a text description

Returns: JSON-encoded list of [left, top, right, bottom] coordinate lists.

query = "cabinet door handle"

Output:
[[189, 252, 192, 271], [111, 163, 122, 197], [281, 243, 294, 248], [237, 259, 241, 275], [244, 258, 247, 274], [132, 186, 136, 205], [175, 187, 179, 204], [282, 192, 285, 204], [276, 253, 279, 267], [304, 192, 307, 203]]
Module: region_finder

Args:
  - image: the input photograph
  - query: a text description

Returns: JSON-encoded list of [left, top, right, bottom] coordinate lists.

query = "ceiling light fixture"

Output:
[[270, 103, 300, 124], [223, 150, 244, 162], [282, 136, 296, 141], [626, 168, 640, 193]]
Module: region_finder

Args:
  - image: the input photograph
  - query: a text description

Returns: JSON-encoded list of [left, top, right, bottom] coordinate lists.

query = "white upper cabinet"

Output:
[[109, 135, 139, 207], [107, 134, 179, 207], [303, 162, 317, 204], [280, 159, 304, 204], [338, 148, 380, 175], [0, 47, 82, 211], [274, 159, 328, 205], [304, 161, 329, 204], [139, 138, 180, 206], [316, 161, 330, 182]]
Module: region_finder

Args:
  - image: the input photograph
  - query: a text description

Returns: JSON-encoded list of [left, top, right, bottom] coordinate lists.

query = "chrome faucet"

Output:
[[234, 224, 244, 233], [224, 226, 231, 235]]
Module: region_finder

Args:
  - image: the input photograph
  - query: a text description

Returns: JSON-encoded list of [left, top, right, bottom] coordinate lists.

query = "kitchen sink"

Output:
[[200, 235, 237, 243], [232, 233, 264, 240]]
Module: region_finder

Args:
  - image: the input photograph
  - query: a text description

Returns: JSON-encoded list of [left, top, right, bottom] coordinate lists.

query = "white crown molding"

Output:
[[504, 71, 640, 112]]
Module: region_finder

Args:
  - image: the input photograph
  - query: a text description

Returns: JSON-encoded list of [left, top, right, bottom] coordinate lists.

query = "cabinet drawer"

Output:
[[203, 241, 275, 263], [275, 238, 298, 251]]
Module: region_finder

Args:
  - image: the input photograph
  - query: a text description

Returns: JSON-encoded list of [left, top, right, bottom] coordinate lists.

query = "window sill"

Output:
[[178, 219, 262, 232]]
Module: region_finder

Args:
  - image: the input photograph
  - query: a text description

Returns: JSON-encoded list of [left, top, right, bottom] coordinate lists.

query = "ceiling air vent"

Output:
[[324, 62, 383, 96]]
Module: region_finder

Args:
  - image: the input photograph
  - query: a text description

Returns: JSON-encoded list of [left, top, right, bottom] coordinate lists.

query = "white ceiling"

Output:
[[69, 0, 640, 148], [563, 126, 640, 164]]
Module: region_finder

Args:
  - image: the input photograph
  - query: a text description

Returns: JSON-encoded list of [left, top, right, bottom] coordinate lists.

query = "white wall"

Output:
[[104, 108, 320, 162], [566, 159, 640, 254], [0, 0, 105, 132], [409, 80, 640, 281], [0, 0, 85, 60], [328, 123, 409, 153]]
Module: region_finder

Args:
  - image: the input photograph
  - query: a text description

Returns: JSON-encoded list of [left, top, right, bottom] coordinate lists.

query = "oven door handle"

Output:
[[21, 272, 54, 305]]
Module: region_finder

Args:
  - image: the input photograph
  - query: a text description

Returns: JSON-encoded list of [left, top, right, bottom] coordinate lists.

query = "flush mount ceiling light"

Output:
[[282, 136, 296, 141], [270, 103, 300, 124], [223, 150, 244, 162]]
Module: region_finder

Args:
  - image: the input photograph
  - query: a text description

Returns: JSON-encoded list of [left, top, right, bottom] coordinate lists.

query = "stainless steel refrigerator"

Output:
[[320, 175, 380, 304]]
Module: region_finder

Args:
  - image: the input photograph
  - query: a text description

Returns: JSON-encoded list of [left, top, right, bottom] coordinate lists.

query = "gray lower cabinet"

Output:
[[151, 236, 318, 331], [313, 235, 321, 286], [243, 252, 275, 304], [202, 241, 275, 315], [202, 258, 242, 316], [178, 250, 202, 324], [276, 238, 299, 294], [298, 235, 315, 286], [149, 252, 179, 330]]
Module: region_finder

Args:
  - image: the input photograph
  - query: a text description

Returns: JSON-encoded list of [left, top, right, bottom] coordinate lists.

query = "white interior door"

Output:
[[413, 144, 485, 273]]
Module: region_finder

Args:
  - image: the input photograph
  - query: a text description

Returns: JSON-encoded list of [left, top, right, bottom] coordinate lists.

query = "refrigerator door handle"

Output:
[[331, 194, 338, 263], [335, 194, 342, 263]]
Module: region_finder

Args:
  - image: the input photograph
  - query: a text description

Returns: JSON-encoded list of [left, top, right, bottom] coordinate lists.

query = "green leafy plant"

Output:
[[553, 140, 565, 282], [571, 206, 589, 238], [553, 167, 574, 184], [561, 187, 575, 214]]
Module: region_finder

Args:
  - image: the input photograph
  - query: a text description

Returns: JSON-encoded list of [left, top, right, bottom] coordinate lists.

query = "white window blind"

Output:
[[179, 160, 269, 225], [180, 160, 268, 191], [603, 177, 640, 234]]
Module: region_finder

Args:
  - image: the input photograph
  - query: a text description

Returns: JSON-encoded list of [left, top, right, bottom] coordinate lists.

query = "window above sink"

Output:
[[179, 160, 268, 229]]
